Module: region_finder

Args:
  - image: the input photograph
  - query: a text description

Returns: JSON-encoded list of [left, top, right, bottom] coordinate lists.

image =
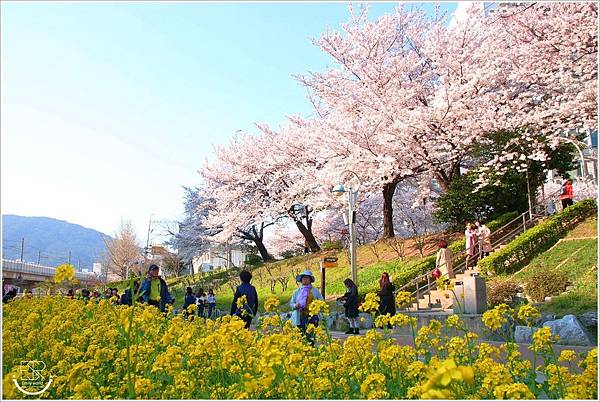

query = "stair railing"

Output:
[[397, 196, 558, 311]]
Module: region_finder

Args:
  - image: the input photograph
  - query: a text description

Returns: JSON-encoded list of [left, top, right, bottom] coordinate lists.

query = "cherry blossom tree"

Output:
[[166, 186, 212, 266], [297, 2, 597, 236], [199, 134, 279, 261]]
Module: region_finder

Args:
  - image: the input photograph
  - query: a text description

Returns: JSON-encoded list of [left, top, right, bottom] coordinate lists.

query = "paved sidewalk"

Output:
[[329, 329, 595, 366]]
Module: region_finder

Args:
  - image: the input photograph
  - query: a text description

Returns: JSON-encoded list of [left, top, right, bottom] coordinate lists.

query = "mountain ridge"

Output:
[[2, 214, 112, 271]]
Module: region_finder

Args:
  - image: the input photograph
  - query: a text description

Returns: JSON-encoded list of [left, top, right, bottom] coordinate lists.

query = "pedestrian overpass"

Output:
[[2, 259, 98, 291]]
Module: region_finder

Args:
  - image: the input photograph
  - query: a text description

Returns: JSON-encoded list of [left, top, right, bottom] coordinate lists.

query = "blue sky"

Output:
[[1, 1, 457, 245]]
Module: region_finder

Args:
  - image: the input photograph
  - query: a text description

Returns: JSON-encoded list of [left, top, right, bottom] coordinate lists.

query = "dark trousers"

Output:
[[561, 198, 573, 209], [197, 304, 205, 317], [298, 315, 319, 346], [207, 303, 216, 319]]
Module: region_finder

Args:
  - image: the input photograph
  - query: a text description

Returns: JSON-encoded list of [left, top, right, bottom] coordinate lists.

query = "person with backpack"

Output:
[[230, 270, 258, 329], [140, 264, 173, 312], [337, 278, 360, 335], [560, 178, 574, 209]]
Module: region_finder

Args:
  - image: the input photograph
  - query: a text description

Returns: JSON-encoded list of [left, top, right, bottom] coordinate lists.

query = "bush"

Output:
[[321, 240, 343, 251], [245, 254, 263, 267], [525, 270, 571, 303], [478, 199, 597, 275], [486, 279, 522, 307]]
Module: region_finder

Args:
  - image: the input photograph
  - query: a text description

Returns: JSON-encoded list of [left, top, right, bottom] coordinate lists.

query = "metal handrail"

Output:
[[401, 210, 548, 306], [398, 210, 533, 294], [397, 190, 563, 310]]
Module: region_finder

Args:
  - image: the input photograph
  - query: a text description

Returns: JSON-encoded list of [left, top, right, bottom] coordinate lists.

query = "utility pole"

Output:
[[77, 258, 81, 271], [37, 251, 41, 265], [145, 214, 154, 257], [20, 238, 24, 262], [68, 251, 71, 265]]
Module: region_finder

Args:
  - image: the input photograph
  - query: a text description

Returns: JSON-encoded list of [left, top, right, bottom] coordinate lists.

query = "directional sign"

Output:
[[321, 257, 338, 268]]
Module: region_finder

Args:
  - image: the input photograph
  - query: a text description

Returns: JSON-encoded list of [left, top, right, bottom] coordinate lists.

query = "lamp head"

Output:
[[332, 184, 346, 194]]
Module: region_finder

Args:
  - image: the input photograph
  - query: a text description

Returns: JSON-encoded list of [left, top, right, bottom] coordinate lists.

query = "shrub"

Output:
[[245, 254, 263, 267], [486, 279, 522, 307], [478, 199, 597, 276], [321, 240, 343, 251], [525, 269, 571, 303]]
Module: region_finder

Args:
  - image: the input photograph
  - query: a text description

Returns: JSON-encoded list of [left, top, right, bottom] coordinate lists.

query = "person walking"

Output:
[[207, 289, 217, 319], [140, 264, 173, 312], [230, 270, 259, 329], [465, 223, 479, 269], [289, 270, 324, 345], [337, 278, 360, 335], [475, 220, 492, 259], [560, 178, 574, 209], [435, 240, 454, 279], [378, 272, 396, 324]]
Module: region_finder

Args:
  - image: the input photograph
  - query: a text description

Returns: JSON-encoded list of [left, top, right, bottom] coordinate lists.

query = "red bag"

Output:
[[432, 268, 442, 279]]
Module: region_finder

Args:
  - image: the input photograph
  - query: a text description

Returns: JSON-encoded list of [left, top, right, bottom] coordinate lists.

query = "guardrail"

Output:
[[2, 259, 97, 280], [397, 196, 557, 310]]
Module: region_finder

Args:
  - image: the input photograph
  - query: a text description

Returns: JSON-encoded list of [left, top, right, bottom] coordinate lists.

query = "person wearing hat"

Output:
[[140, 264, 173, 312], [289, 270, 324, 342]]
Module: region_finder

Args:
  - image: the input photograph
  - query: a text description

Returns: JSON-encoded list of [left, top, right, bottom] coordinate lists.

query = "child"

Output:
[[337, 278, 360, 335], [207, 289, 217, 319], [182, 287, 196, 314], [230, 271, 258, 329], [196, 289, 207, 318]]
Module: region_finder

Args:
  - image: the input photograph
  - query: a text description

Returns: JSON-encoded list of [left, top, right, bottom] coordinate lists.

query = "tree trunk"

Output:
[[382, 181, 399, 238], [239, 224, 273, 262], [254, 238, 271, 262], [435, 172, 451, 192], [294, 220, 321, 252]]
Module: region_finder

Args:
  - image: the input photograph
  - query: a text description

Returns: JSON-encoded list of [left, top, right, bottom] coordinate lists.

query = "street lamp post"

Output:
[[557, 136, 588, 178], [332, 170, 361, 285]]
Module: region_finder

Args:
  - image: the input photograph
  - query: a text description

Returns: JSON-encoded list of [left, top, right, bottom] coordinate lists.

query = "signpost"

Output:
[[320, 257, 338, 298]]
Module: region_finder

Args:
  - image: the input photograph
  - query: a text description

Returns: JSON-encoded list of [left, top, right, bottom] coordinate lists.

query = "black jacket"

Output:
[[379, 282, 396, 315], [342, 287, 359, 318]]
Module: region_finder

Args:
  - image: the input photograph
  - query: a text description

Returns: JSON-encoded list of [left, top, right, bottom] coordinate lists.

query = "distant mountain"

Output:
[[2, 215, 112, 271]]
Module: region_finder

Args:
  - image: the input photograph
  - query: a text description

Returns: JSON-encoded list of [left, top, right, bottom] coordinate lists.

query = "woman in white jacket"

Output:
[[289, 270, 323, 344], [475, 221, 492, 258]]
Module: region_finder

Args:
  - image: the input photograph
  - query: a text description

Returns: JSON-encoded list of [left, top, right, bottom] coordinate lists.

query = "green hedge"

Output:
[[393, 211, 520, 290], [478, 199, 597, 276]]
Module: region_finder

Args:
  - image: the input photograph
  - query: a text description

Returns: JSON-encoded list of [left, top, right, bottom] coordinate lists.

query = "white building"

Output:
[[92, 263, 102, 276], [191, 244, 251, 275]]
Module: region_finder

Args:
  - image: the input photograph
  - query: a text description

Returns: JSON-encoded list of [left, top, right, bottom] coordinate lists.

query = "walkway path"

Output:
[[329, 329, 595, 366]]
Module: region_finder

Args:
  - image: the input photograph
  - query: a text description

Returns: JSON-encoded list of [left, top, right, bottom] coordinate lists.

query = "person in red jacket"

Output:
[[560, 178, 574, 210]]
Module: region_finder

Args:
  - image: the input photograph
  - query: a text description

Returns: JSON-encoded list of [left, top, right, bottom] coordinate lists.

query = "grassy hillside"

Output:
[[509, 217, 598, 316], [168, 230, 463, 312], [112, 211, 518, 312]]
